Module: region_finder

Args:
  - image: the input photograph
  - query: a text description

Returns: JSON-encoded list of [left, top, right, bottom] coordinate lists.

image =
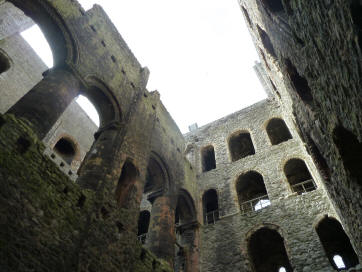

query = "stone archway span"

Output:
[[8, 0, 79, 66]]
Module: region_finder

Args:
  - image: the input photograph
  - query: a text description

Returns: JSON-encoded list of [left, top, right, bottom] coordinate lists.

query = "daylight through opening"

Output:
[[236, 171, 270, 214], [248, 228, 292, 272], [316, 217, 359, 270]]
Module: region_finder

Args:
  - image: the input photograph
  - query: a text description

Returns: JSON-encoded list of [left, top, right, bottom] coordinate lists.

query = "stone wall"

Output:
[[239, 0, 362, 260], [185, 99, 341, 271], [0, 114, 172, 272]]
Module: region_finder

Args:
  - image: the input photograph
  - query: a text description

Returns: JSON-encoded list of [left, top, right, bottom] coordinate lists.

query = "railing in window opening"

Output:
[[138, 233, 147, 244], [204, 209, 219, 225], [291, 179, 316, 195], [240, 195, 270, 215]]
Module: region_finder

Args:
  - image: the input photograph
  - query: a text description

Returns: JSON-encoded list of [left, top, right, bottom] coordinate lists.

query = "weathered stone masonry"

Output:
[[0, 0, 361, 271]]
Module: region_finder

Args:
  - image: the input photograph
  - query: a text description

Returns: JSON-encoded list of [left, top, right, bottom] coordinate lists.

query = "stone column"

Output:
[[177, 221, 200, 272], [77, 121, 123, 191], [146, 191, 176, 266], [7, 68, 80, 139]]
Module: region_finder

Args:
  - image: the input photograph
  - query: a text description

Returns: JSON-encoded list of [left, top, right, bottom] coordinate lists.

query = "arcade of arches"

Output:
[[0, 0, 361, 272]]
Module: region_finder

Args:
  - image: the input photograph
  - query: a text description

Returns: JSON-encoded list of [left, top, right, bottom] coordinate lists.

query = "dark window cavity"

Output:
[[115, 160, 139, 206], [316, 217, 359, 270], [284, 158, 316, 194], [202, 189, 219, 225], [333, 125, 362, 183], [248, 228, 293, 272], [261, 0, 284, 13], [257, 26, 277, 58], [137, 210, 150, 244], [54, 137, 76, 164], [266, 118, 292, 145], [236, 171, 270, 214], [0, 51, 10, 74], [229, 132, 255, 162], [201, 145, 216, 172], [285, 58, 313, 104]]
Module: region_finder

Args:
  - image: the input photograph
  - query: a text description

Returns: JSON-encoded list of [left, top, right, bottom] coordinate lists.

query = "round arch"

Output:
[[8, 0, 78, 65], [83, 76, 122, 128], [144, 152, 172, 194], [245, 224, 293, 272]]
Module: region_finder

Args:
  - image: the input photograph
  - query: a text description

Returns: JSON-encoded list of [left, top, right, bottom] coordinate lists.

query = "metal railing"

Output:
[[204, 210, 219, 225], [291, 179, 316, 195], [240, 195, 270, 214], [137, 233, 147, 244]]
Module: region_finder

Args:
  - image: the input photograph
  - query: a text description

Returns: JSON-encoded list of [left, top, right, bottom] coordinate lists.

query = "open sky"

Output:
[[21, 0, 266, 133]]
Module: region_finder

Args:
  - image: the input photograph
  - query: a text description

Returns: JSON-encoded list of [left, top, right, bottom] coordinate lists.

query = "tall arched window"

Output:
[[257, 26, 276, 58], [316, 217, 359, 270], [284, 58, 313, 104], [174, 190, 197, 272], [202, 189, 219, 225], [201, 145, 216, 172], [248, 227, 293, 272], [284, 159, 316, 194], [137, 210, 150, 244], [53, 137, 77, 165], [115, 160, 139, 206], [236, 171, 270, 214], [261, 0, 285, 13], [266, 118, 292, 145], [0, 51, 10, 74], [332, 125, 362, 181], [228, 131, 255, 162]]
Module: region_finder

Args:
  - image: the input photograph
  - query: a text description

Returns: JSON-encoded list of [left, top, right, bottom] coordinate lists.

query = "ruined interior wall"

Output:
[[0, 114, 172, 272], [0, 5, 99, 175], [239, 0, 362, 258], [186, 99, 338, 271]]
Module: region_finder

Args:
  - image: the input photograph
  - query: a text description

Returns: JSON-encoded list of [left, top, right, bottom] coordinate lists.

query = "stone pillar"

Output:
[[177, 221, 200, 272], [146, 192, 176, 266], [77, 121, 123, 191], [7, 68, 80, 139]]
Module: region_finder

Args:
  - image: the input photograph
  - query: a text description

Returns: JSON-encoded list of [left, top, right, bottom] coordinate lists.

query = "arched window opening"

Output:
[[261, 0, 285, 13], [332, 126, 362, 182], [257, 26, 277, 58], [316, 217, 359, 270], [137, 210, 150, 244], [333, 255, 346, 270], [21, 25, 54, 68], [115, 161, 139, 206], [201, 145, 216, 172], [236, 171, 270, 214], [229, 132, 255, 162], [306, 135, 330, 181], [144, 156, 167, 193], [248, 228, 292, 272], [242, 6, 252, 27], [284, 58, 313, 104], [174, 190, 197, 272], [284, 159, 316, 194], [279, 267, 287, 272], [351, 0, 362, 49], [202, 189, 219, 225], [266, 118, 292, 145], [76, 95, 100, 127], [0, 51, 10, 74], [54, 137, 76, 165]]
